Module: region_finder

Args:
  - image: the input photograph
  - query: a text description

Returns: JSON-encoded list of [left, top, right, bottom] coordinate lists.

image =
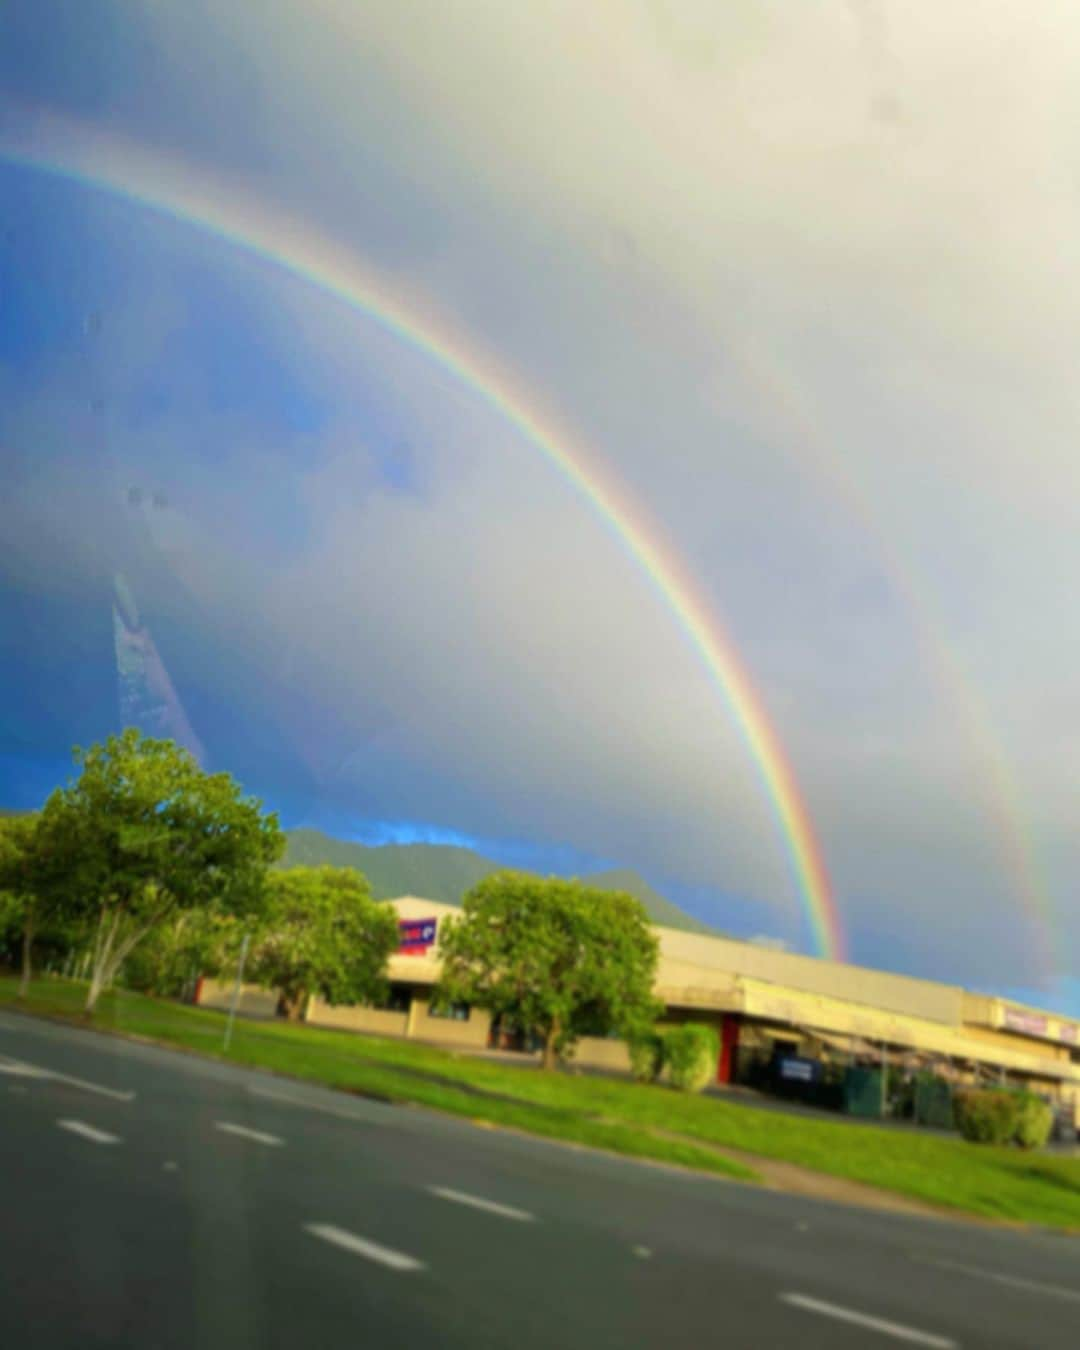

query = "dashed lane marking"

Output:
[[428, 1186, 534, 1222], [57, 1118, 122, 1146], [0, 1053, 134, 1101], [780, 1293, 956, 1348], [304, 1223, 425, 1272], [215, 1121, 285, 1147]]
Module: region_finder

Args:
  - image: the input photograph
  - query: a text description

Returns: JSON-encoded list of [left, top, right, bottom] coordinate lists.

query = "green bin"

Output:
[[843, 1066, 884, 1118]]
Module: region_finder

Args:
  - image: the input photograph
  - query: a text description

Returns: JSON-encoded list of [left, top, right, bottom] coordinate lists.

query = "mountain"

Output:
[[283, 830, 495, 904], [583, 869, 721, 937], [282, 829, 725, 937]]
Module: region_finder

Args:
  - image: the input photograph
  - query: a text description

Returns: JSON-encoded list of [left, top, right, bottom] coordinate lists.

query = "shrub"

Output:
[[664, 1022, 719, 1093], [1014, 1093, 1053, 1150], [628, 1030, 666, 1084], [953, 1088, 1022, 1145]]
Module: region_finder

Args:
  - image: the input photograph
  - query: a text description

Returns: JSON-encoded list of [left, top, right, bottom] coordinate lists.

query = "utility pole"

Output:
[[223, 933, 251, 1053]]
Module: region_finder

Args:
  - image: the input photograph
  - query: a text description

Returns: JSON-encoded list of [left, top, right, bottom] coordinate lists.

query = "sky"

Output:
[[2, 1, 1078, 1012]]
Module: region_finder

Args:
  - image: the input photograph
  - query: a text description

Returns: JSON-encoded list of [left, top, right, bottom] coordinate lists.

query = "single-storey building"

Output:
[[198, 895, 1080, 1126]]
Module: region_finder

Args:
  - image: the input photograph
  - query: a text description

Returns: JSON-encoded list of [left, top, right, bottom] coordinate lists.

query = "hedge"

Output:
[[1014, 1092, 1054, 1150], [664, 1023, 719, 1093], [628, 1031, 666, 1084], [954, 1089, 1021, 1145]]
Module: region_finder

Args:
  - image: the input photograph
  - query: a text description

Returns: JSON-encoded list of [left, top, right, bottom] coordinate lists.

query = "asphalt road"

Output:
[[2, 1011, 1078, 1349]]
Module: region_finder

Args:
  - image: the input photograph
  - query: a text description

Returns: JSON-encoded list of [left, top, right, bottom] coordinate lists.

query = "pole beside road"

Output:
[[223, 933, 251, 1053]]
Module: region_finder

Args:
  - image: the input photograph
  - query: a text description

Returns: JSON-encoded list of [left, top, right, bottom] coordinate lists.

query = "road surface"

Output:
[[1, 1010, 1077, 1348]]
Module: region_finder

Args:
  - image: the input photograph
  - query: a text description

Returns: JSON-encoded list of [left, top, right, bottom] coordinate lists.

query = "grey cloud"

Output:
[[10, 0, 1080, 991]]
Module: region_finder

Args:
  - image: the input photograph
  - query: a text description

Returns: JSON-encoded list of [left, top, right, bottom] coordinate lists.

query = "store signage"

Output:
[[1002, 1007, 1048, 1037], [398, 918, 437, 954], [778, 1056, 817, 1082], [1059, 1023, 1078, 1045]]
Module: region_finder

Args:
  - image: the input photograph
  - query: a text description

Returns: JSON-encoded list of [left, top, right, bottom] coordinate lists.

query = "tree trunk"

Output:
[[541, 1022, 560, 1071], [17, 911, 34, 999], [84, 915, 157, 1016], [278, 990, 307, 1022], [85, 910, 122, 1016], [84, 965, 107, 1016]]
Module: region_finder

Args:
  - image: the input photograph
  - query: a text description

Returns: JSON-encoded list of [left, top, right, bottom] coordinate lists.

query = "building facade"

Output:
[[198, 895, 1080, 1124]]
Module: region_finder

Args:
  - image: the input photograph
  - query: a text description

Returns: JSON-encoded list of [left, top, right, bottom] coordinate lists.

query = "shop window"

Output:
[[379, 984, 412, 1013]]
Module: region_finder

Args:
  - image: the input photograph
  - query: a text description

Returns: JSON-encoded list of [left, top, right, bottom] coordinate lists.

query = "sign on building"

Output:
[[1002, 1007, 1048, 1037], [398, 918, 437, 955], [778, 1056, 819, 1083]]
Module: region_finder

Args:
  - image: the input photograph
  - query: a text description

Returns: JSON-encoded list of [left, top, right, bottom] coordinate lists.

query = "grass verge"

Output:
[[0, 978, 754, 1183], [5, 977, 1080, 1228]]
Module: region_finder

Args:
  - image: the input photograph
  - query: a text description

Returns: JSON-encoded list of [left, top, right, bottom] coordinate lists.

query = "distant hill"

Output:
[[283, 830, 495, 905], [282, 828, 724, 937], [582, 869, 721, 937]]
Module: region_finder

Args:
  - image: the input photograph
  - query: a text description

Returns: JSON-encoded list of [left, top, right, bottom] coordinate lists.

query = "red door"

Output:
[[717, 1015, 739, 1084]]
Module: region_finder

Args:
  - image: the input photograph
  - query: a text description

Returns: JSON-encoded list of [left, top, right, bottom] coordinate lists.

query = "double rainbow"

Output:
[[0, 110, 843, 960]]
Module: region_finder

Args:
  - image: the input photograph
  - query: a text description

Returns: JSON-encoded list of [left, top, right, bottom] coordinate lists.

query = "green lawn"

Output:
[[6, 976, 1080, 1229], [0, 978, 754, 1182]]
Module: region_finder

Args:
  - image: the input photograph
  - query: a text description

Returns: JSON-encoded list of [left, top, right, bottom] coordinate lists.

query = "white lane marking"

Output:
[[917, 1256, 1080, 1305], [0, 1053, 133, 1101], [57, 1118, 122, 1146], [428, 1186, 534, 1222], [215, 1121, 285, 1147], [0, 1056, 48, 1079], [632, 1245, 652, 1259], [163, 1161, 179, 1172], [780, 1294, 956, 1348], [304, 1223, 424, 1272]]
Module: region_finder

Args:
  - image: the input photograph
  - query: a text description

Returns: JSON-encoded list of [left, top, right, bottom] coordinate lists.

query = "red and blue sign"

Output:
[[397, 918, 437, 954]]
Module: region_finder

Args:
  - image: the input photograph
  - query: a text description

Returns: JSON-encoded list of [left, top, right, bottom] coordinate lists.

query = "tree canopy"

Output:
[[0, 813, 40, 995], [47, 728, 283, 1011], [246, 865, 400, 1020], [437, 871, 660, 1068], [0, 810, 84, 996]]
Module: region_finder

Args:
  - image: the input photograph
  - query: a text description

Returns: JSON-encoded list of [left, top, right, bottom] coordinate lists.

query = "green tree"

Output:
[[0, 811, 78, 998], [49, 729, 283, 1013], [437, 871, 660, 1069], [120, 907, 232, 1000], [246, 865, 400, 1020], [0, 815, 38, 996]]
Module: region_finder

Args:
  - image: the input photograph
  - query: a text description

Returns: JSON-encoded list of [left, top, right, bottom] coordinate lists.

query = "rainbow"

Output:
[[0, 109, 844, 960], [724, 338, 1057, 983]]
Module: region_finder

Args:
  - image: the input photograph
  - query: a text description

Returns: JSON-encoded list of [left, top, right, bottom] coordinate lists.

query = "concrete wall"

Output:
[[657, 929, 964, 1025], [197, 979, 278, 1017], [306, 998, 408, 1038], [571, 1036, 634, 1074], [961, 992, 998, 1028], [408, 995, 491, 1048], [962, 1022, 1071, 1063]]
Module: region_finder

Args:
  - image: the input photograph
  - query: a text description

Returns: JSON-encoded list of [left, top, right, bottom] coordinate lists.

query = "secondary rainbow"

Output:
[[723, 339, 1058, 983], [0, 109, 843, 960]]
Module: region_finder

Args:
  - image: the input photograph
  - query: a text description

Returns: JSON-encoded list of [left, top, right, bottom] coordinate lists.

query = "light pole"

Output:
[[223, 932, 251, 1053]]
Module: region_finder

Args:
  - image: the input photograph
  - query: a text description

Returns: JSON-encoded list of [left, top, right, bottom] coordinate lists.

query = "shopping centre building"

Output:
[[199, 895, 1080, 1124]]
